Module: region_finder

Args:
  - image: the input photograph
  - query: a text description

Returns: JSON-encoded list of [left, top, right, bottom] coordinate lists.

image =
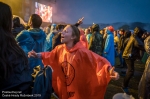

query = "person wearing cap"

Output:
[[103, 26, 115, 66], [88, 24, 103, 56]]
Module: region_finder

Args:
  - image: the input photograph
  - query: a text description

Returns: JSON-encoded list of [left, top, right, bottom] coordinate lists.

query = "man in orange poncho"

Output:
[[28, 25, 119, 99]]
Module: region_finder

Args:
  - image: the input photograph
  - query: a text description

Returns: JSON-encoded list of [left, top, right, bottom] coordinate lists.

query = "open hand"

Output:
[[28, 50, 38, 58], [109, 67, 119, 80], [77, 17, 84, 24]]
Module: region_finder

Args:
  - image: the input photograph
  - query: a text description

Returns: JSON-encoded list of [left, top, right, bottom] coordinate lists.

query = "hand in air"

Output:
[[109, 67, 119, 80], [77, 17, 84, 24]]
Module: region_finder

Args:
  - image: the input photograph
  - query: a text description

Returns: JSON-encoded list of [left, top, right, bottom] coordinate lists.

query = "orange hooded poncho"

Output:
[[41, 41, 111, 99], [79, 29, 88, 49]]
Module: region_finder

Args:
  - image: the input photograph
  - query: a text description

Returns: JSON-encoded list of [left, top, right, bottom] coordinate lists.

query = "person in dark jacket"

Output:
[[12, 17, 25, 37], [89, 24, 103, 56], [138, 35, 150, 99], [117, 29, 126, 68], [123, 31, 131, 48], [0, 2, 32, 97], [120, 31, 131, 75], [122, 27, 145, 94]]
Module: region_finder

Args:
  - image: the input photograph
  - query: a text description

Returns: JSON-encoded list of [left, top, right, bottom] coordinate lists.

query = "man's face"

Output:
[[119, 31, 123, 35]]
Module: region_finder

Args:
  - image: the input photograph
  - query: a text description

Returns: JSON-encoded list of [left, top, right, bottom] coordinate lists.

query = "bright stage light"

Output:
[[35, 2, 52, 23]]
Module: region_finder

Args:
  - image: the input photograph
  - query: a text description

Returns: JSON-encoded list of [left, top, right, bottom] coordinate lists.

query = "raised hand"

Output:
[[77, 17, 84, 24], [109, 67, 119, 80]]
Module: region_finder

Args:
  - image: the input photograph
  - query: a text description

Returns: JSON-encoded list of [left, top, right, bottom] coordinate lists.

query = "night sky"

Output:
[[52, 0, 150, 24]]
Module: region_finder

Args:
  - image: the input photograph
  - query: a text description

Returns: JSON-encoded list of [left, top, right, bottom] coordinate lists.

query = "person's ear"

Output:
[[28, 19, 32, 27], [71, 36, 76, 40]]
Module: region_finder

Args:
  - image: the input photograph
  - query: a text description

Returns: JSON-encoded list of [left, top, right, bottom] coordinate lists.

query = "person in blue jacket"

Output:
[[103, 26, 115, 66], [45, 24, 57, 51], [16, 14, 46, 73]]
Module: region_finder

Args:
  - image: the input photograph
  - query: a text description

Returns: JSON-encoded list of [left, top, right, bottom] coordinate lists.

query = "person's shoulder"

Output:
[[16, 30, 30, 38], [18, 30, 30, 35], [77, 47, 90, 54], [54, 44, 64, 50], [15, 30, 33, 42]]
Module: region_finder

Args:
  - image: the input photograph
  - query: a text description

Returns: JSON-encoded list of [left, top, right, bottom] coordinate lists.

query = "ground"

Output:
[[105, 59, 145, 99]]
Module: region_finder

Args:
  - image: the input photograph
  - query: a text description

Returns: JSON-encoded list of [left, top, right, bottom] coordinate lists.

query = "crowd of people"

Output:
[[0, 1, 150, 99]]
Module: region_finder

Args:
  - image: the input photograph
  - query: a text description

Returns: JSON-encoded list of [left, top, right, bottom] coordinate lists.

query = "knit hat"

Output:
[[107, 26, 114, 32]]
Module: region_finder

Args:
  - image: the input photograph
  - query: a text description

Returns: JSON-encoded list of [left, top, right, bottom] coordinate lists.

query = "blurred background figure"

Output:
[[138, 35, 150, 99], [12, 16, 25, 37], [89, 24, 103, 56], [45, 24, 51, 35], [103, 26, 115, 66]]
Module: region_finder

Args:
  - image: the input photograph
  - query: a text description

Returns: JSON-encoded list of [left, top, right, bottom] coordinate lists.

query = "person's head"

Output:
[[0, 2, 12, 32], [85, 28, 90, 35], [107, 26, 114, 32], [56, 24, 64, 32], [50, 23, 57, 32], [0, 2, 28, 80], [91, 24, 100, 32], [28, 14, 42, 28], [61, 25, 80, 45], [134, 27, 144, 38], [119, 29, 125, 35], [124, 31, 131, 38], [106, 26, 114, 34], [48, 24, 51, 28], [13, 17, 20, 28], [88, 26, 92, 32], [100, 29, 104, 35], [113, 30, 117, 37]]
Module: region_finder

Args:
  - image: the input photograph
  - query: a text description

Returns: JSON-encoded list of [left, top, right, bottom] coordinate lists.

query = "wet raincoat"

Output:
[[16, 28, 46, 71], [79, 29, 88, 48], [45, 24, 57, 51], [138, 36, 150, 99], [103, 30, 115, 66], [41, 41, 111, 99]]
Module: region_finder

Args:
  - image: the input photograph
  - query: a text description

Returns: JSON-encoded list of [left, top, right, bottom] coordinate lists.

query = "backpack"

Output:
[[31, 66, 52, 99]]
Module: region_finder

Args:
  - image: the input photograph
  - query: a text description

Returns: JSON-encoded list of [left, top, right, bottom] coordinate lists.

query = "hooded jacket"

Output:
[[138, 36, 150, 99], [45, 24, 57, 51], [79, 29, 88, 48], [16, 28, 46, 71], [41, 41, 111, 99], [103, 30, 115, 66], [122, 27, 145, 59], [89, 24, 103, 56]]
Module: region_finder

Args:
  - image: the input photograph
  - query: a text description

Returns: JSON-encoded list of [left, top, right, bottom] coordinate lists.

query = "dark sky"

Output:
[[52, 0, 150, 24]]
